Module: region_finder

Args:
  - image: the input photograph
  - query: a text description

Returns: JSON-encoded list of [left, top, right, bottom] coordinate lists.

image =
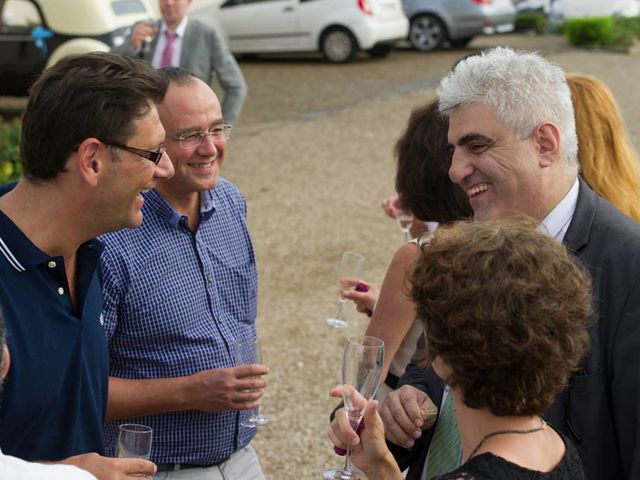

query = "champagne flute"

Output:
[[116, 424, 153, 460], [235, 337, 269, 428], [396, 210, 414, 243], [324, 336, 385, 480], [326, 252, 366, 329]]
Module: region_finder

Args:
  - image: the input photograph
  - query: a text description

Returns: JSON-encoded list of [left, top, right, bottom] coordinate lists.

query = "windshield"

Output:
[[111, 0, 146, 15]]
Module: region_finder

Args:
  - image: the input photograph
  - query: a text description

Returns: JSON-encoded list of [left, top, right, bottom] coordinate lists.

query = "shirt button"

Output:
[[48, 261, 56, 268], [57, 287, 64, 295]]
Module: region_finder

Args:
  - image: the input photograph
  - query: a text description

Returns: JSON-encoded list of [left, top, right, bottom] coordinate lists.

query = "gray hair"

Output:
[[438, 47, 578, 169]]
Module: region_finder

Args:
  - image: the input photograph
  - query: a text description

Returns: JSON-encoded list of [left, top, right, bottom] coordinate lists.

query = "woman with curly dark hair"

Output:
[[328, 217, 592, 480]]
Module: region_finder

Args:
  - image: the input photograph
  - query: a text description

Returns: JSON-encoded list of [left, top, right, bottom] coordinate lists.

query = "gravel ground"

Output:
[[220, 36, 640, 480]]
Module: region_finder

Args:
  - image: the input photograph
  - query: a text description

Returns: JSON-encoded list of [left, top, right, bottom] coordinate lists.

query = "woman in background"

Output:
[[567, 73, 640, 222]]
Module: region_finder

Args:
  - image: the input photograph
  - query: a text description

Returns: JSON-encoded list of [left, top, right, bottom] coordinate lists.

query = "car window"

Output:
[[111, 0, 147, 15], [1, 0, 42, 32]]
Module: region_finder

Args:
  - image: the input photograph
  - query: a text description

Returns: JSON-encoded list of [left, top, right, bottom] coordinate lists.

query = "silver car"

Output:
[[401, 0, 516, 51]]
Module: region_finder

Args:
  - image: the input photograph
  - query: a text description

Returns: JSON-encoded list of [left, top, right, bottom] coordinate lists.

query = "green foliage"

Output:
[[515, 12, 548, 35], [0, 118, 22, 184], [565, 17, 615, 47], [617, 15, 640, 37], [611, 21, 636, 47], [565, 16, 640, 48]]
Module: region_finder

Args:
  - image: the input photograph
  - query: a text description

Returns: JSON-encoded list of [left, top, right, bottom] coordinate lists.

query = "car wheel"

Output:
[[367, 43, 394, 58], [321, 27, 358, 64], [449, 36, 474, 48], [409, 14, 447, 52]]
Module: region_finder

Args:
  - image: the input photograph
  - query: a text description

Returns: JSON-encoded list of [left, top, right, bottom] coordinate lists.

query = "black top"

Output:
[[434, 432, 585, 480]]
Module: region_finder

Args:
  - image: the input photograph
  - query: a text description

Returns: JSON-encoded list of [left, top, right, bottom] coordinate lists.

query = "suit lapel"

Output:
[[563, 177, 596, 254], [144, 20, 162, 61]]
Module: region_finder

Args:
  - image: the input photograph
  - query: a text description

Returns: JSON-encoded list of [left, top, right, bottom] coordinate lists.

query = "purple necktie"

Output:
[[160, 31, 178, 68]]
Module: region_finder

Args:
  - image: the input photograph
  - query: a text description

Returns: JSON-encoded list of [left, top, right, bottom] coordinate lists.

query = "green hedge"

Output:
[[565, 16, 640, 48], [515, 12, 548, 34], [0, 118, 22, 184]]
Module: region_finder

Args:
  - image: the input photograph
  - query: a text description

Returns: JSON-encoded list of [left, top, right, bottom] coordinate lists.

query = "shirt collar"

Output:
[[160, 15, 188, 37], [0, 210, 103, 272], [144, 188, 217, 228], [0, 210, 48, 271], [539, 177, 579, 241]]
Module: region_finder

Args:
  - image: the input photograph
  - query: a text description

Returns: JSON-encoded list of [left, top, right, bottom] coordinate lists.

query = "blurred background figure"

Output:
[[341, 100, 471, 403], [567, 73, 640, 222], [114, 0, 247, 124]]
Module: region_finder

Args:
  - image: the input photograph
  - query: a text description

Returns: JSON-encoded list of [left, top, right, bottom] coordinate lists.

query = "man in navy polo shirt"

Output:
[[0, 52, 174, 479]]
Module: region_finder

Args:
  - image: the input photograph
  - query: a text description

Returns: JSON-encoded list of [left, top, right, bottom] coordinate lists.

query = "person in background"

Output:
[[114, 0, 247, 124], [0, 52, 173, 479], [329, 217, 591, 480], [380, 47, 640, 480], [100, 68, 267, 479], [566, 73, 640, 222], [341, 100, 471, 402], [0, 312, 98, 479]]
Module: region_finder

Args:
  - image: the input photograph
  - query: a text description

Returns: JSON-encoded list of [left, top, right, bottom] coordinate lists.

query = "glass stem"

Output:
[[342, 444, 353, 477], [334, 299, 346, 320]]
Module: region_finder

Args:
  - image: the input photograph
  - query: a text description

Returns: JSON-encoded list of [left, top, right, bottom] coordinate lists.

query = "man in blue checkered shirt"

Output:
[[100, 68, 269, 479]]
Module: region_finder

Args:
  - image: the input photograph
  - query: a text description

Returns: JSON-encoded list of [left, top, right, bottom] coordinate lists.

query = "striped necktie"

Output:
[[423, 391, 462, 479]]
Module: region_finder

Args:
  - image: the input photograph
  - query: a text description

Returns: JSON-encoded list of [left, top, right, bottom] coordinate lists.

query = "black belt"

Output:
[[156, 459, 228, 472]]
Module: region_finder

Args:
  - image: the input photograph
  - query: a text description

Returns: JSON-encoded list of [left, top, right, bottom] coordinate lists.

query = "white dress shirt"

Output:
[[151, 16, 189, 68], [540, 177, 580, 242]]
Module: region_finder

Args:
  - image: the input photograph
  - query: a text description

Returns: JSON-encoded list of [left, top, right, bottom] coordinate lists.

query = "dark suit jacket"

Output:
[[393, 179, 640, 480], [114, 18, 247, 124]]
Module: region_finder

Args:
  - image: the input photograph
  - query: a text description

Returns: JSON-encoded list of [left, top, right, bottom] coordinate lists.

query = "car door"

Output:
[[218, 0, 299, 52], [0, 0, 45, 95]]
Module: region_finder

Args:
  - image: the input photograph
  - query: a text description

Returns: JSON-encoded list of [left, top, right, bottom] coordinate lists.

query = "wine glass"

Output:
[[396, 210, 414, 243], [235, 337, 269, 428], [324, 335, 385, 480], [326, 252, 366, 329], [116, 424, 153, 460]]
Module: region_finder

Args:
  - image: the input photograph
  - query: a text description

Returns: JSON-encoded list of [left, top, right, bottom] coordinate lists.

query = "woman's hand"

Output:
[[381, 193, 402, 219], [327, 386, 402, 479], [340, 278, 379, 316]]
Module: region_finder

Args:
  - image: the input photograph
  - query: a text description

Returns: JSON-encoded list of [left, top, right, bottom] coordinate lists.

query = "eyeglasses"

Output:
[[169, 124, 232, 149], [103, 141, 166, 165]]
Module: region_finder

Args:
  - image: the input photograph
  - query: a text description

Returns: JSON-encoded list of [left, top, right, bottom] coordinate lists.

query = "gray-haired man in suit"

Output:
[[114, 0, 247, 124], [379, 47, 640, 480]]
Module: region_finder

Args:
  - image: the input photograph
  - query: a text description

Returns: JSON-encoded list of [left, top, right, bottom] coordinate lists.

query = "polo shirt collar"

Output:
[[0, 210, 49, 272], [144, 188, 217, 228], [0, 210, 103, 272]]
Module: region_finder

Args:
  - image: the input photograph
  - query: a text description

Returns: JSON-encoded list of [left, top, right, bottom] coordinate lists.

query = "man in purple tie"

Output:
[[114, 0, 247, 124]]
